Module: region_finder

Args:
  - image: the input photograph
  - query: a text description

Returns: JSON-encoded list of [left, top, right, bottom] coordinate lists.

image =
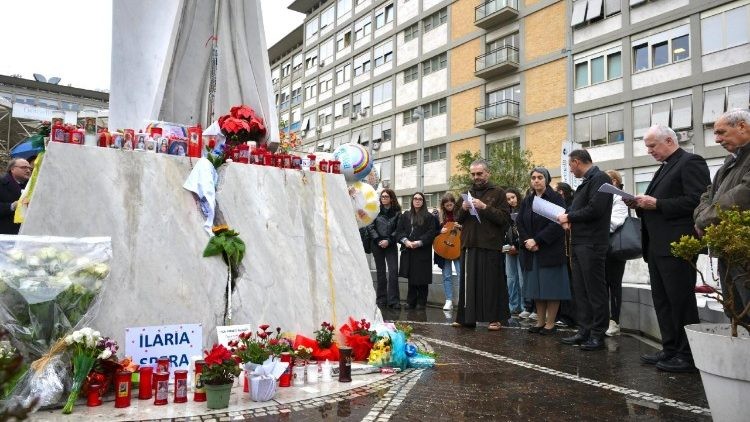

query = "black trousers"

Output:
[[571, 244, 609, 338], [372, 242, 399, 306], [406, 285, 429, 307], [648, 252, 699, 359], [605, 256, 626, 323]]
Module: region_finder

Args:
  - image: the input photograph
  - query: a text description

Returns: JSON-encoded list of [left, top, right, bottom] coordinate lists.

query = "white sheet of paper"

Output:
[[460, 192, 481, 223], [532, 196, 566, 224], [597, 183, 634, 200]]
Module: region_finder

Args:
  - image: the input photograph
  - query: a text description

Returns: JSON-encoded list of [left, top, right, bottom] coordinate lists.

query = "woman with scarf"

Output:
[[367, 189, 402, 309], [516, 167, 572, 334]]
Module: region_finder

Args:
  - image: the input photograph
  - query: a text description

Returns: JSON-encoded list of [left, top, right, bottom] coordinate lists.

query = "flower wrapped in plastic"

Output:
[[367, 336, 391, 367], [339, 317, 376, 361], [0, 235, 112, 408], [293, 321, 339, 362]]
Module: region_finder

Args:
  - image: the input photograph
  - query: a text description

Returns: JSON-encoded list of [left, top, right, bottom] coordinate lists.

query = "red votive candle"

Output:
[[319, 159, 329, 173], [87, 383, 102, 407], [194, 360, 206, 402], [114, 371, 132, 408], [279, 352, 292, 387], [138, 366, 153, 400], [154, 371, 169, 405], [173, 369, 188, 403]]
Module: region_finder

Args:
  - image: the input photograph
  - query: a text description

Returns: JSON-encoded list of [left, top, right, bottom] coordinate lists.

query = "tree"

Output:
[[449, 145, 534, 193]]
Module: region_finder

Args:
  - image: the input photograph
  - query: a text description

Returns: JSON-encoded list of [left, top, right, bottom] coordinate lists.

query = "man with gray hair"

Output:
[[626, 124, 710, 372], [0, 158, 33, 234], [694, 109, 750, 323]]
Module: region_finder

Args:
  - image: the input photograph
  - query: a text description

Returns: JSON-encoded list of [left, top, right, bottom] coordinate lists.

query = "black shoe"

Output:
[[540, 326, 558, 336], [387, 303, 402, 309], [640, 350, 674, 365], [561, 332, 588, 345], [415, 304, 426, 310], [579, 337, 605, 351], [656, 356, 697, 373], [528, 325, 543, 334], [405, 304, 417, 310]]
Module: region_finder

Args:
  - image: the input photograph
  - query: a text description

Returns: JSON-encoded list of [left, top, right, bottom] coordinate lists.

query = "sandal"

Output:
[[488, 322, 502, 331]]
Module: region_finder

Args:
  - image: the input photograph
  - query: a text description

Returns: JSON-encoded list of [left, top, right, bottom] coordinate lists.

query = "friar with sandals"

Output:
[[452, 159, 512, 331]]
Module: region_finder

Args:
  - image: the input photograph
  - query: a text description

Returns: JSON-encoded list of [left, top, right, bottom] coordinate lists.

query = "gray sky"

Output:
[[0, 0, 304, 92]]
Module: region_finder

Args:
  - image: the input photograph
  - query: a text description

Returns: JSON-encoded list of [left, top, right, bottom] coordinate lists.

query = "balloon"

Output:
[[333, 143, 373, 182], [349, 181, 379, 228]]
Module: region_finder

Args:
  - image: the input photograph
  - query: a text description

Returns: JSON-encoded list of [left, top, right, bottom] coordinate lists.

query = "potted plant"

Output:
[[200, 344, 241, 409], [672, 207, 750, 421]]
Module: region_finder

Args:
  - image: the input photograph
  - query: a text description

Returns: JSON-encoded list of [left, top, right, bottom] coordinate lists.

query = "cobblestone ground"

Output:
[[142, 307, 711, 422]]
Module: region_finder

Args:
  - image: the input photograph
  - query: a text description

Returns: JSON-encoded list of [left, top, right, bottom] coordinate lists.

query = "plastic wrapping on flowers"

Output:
[[0, 235, 112, 408]]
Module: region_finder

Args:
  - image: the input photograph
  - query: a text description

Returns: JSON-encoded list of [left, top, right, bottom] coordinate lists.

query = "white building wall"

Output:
[[355, 0, 372, 14], [588, 143, 625, 162], [374, 22, 393, 40], [574, 16, 622, 45], [397, 34, 419, 66], [395, 155, 417, 190], [397, 0, 418, 24], [422, 69, 447, 98], [574, 79, 623, 103], [631, 61, 691, 90], [422, 24, 447, 55], [423, 0, 442, 13], [702, 44, 750, 72], [396, 116, 418, 148], [396, 78, 419, 107], [424, 114, 447, 141], [424, 160, 447, 186], [631, 0, 689, 24], [374, 61, 393, 78], [373, 99, 392, 117]]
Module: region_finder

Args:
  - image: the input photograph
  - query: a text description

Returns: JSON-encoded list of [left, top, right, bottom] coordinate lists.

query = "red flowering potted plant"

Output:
[[293, 321, 340, 363], [201, 344, 241, 409], [218, 104, 267, 161]]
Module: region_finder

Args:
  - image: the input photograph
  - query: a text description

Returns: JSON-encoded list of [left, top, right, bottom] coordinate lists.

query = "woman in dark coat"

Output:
[[367, 189, 402, 309], [396, 192, 438, 309], [516, 167, 572, 334]]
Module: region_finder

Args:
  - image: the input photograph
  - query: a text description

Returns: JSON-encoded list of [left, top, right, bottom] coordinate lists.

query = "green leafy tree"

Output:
[[449, 145, 534, 193]]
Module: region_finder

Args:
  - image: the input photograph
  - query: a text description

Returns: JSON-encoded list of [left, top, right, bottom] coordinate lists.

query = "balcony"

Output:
[[475, 0, 519, 29], [475, 46, 519, 79], [475, 100, 519, 130]]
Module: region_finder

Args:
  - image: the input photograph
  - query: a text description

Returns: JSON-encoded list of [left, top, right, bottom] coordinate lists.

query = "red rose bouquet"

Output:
[[218, 104, 267, 150], [340, 317, 376, 361]]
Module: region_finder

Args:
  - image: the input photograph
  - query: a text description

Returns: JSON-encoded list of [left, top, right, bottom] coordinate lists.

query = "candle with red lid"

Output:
[[114, 371, 132, 408], [187, 124, 203, 158], [153, 371, 169, 405], [173, 369, 188, 403], [138, 366, 153, 400]]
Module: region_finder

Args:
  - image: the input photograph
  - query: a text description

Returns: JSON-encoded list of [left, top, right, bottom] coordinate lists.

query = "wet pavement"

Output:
[[39, 307, 712, 421]]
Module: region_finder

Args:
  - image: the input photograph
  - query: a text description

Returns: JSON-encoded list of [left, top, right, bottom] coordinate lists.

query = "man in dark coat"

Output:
[[695, 109, 750, 323], [628, 124, 710, 373], [557, 149, 613, 351], [0, 158, 33, 234], [454, 159, 511, 330]]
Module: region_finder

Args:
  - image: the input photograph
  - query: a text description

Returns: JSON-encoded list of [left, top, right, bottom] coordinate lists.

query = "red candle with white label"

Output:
[[173, 369, 188, 403], [153, 371, 169, 405]]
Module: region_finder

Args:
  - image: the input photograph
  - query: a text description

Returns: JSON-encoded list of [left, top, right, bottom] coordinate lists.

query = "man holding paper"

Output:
[[453, 159, 512, 331], [557, 149, 613, 351], [627, 124, 709, 373]]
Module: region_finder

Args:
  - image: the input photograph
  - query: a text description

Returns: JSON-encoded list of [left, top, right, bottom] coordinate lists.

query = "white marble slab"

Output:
[[20, 142, 381, 350]]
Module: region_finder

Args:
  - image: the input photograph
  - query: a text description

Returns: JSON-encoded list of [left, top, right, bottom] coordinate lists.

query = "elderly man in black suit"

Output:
[[0, 158, 33, 234], [627, 124, 710, 373]]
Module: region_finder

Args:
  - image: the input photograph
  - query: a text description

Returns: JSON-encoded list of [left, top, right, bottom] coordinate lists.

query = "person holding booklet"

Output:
[[516, 167, 571, 335]]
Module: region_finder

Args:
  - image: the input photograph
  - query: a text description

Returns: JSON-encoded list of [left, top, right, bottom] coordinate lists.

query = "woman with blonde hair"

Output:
[[604, 169, 628, 336]]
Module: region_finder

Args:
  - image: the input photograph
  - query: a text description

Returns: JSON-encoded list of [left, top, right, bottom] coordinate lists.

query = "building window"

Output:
[[575, 109, 625, 147], [423, 144, 447, 162], [292, 54, 303, 73], [372, 79, 393, 105], [423, 8, 447, 32], [318, 74, 333, 94], [302, 114, 316, 132], [575, 62, 588, 89], [607, 52, 622, 79], [375, 4, 394, 29], [403, 23, 419, 43], [488, 85, 521, 104], [422, 52, 447, 76], [352, 89, 370, 115], [354, 15, 372, 41], [632, 95, 693, 139], [372, 119, 392, 142], [403, 65, 418, 83], [336, 29, 352, 51], [291, 87, 302, 106], [571, 0, 620, 28], [318, 108, 333, 125], [403, 151, 418, 167], [575, 50, 622, 89], [375, 159, 391, 186], [487, 33, 519, 51], [337, 0, 352, 16], [353, 51, 371, 76], [632, 26, 691, 72], [487, 138, 520, 156], [281, 62, 291, 78], [306, 18, 319, 40], [403, 109, 417, 125], [319, 38, 334, 66], [305, 51, 318, 70], [304, 83, 316, 101], [373, 40, 393, 68], [278, 92, 290, 110], [423, 98, 447, 118], [320, 6, 335, 31], [702, 83, 750, 124], [336, 63, 351, 85]]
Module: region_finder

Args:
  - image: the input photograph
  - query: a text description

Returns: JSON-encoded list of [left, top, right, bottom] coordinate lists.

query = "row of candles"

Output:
[[228, 144, 342, 174], [87, 347, 355, 409]]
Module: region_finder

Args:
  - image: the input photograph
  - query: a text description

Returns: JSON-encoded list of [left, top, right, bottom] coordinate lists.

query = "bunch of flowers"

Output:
[[367, 336, 392, 366], [62, 328, 105, 414], [293, 345, 313, 362], [315, 321, 335, 349], [350, 318, 377, 341], [267, 327, 294, 356], [340, 317, 377, 361], [201, 344, 241, 385], [277, 130, 301, 154], [230, 325, 272, 365], [218, 104, 267, 150], [83, 336, 121, 397]]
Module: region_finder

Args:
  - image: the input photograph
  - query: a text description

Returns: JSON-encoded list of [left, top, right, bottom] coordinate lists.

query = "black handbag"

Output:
[[608, 211, 642, 260], [398, 249, 410, 278]]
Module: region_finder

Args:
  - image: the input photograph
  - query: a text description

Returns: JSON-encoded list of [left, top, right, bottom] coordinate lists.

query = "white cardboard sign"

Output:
[[125, 323, 202, 375], [216, 324, 253, 348]]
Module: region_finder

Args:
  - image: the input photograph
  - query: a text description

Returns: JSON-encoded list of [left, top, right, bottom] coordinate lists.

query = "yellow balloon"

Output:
[[349, 181, 379, 228]]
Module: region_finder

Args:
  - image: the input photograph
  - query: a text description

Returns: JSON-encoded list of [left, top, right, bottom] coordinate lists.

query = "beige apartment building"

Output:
[[269, 0, 750, 203]]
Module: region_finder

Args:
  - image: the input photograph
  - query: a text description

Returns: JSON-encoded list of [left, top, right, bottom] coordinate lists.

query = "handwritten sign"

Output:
[[125, 323, 202, 376], [216, 324, 253, 348]]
